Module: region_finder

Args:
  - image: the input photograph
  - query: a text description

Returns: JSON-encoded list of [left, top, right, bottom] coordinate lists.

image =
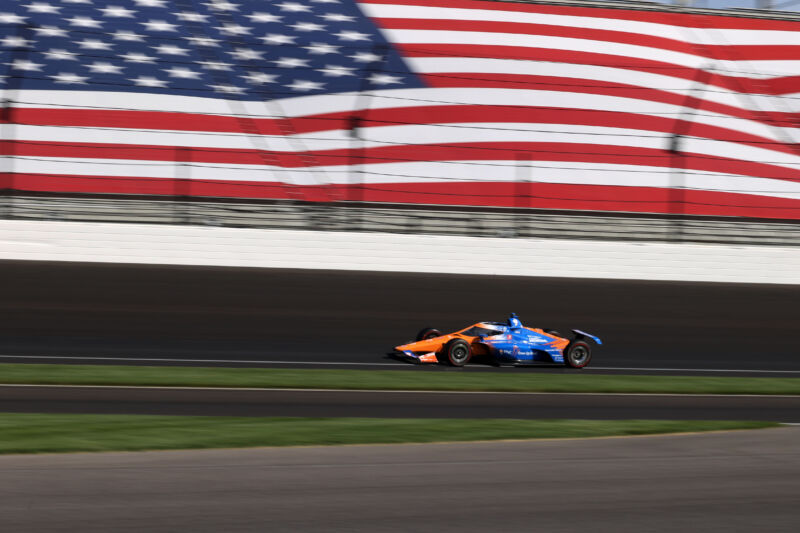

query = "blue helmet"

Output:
[[507, 312, 522, 329]]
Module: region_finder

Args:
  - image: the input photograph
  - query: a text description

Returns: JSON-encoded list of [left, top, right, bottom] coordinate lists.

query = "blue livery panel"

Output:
[[480, 328, 564, 364]]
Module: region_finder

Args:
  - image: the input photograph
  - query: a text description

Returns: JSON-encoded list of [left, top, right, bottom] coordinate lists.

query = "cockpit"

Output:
[[460, 325, 504, 337]]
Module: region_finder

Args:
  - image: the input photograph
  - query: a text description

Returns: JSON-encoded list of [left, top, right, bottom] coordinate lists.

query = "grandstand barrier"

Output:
[[1, 218, 798, 284]]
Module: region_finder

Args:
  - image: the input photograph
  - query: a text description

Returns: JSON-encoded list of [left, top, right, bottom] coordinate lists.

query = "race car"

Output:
[[394, 313, 601, 368]]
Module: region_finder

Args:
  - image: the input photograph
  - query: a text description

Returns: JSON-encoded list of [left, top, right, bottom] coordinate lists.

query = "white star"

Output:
[[276, 2, 312, 12], [305, 42, 340, 55], [274, 57, 310, 68], [122, 52, 156, 63], [67, 16, 103, 28], [34, 26, 68, 37], [205, 1, 240, 11], [242, 72, 278, 84], [0, 13, 26, 24], [134, 0, 168, 6], [141, 20, 177, 32], [370, 73, 402, 85], [78, 39, 113, 50], [320, 13, 354, 22], [287, 79, 324, 91], [311, 0, 340, 3], [187, 36, 219, 47], [217, 23, 252, 36], [336, 30, 371, 41], [164, 67, 201, 79], [10, 59, 43, 71], [229, 48, 263, 61], [350, 51, 382, 63], [261, 34, 296, 45], [24, 3, 61, 14], [51, 72, 88, 84], [62, 0, 92, 3], [100, 5, 136, 17], [292, 22, 325, 32], [1, 36, 31, 48], [153, 44, 189, 55], [176, 12, 209, 22], [246, 12, 281, 23], [88, 62, 124, 74], [199, 61, 233, 71], [43, 48, 78, 61], [210, 84, 245, 95], [112, 30, 144, 42], [318, 65, 356, 77], [132, 76, 168, 87]]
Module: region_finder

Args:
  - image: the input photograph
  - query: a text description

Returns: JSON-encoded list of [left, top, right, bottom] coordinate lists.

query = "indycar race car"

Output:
[[394, 313, 601, 368]]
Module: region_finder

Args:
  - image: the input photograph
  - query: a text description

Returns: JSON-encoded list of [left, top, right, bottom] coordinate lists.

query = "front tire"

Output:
[[416, 327, 442, 342], [440, 339, 472, 367], [564, 340, 592, 368]]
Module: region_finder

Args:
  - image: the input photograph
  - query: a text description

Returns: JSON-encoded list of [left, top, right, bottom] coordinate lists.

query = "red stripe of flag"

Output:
[[11, 140, 800, 183], [362, 0, 800, 31]]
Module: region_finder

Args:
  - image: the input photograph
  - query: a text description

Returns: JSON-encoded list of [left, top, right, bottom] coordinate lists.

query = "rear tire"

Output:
[[416, 327, 442, 342], [564, 340, 592, 368], [440, 339, 471, 367]]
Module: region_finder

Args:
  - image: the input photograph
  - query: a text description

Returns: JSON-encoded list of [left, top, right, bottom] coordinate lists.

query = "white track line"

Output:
[[1, 355, 799, 373], [591, 366, 800, 374], [1, 383, 799, 398]]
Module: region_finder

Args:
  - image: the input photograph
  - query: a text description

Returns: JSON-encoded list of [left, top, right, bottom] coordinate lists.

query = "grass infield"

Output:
[[0, 413, 777, 454], [0, 363, 799, 395]]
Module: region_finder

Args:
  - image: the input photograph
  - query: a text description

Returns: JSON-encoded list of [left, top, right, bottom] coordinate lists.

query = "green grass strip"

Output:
[[1, 363, 800, 395], [0, 413, 777, 454]]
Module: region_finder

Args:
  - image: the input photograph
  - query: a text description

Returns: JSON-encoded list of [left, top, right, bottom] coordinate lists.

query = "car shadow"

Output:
[[384, 352, 569, 370]]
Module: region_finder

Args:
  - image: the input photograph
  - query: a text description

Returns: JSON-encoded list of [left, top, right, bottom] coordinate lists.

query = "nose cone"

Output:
[[396, 337, 444, 352]]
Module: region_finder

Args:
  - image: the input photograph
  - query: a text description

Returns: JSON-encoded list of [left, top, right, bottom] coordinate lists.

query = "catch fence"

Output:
[[2, 194, 798, 246]]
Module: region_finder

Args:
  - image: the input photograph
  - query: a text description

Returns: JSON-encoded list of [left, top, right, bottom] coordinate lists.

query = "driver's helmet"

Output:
[[507, 312, 522, 329]]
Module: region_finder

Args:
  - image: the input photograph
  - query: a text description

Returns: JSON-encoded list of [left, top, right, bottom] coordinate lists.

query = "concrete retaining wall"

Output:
[[1, 220, 798, 284]]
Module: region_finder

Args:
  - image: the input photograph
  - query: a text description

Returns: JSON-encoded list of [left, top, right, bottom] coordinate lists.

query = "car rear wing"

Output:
[[572, 329, 602, 345]]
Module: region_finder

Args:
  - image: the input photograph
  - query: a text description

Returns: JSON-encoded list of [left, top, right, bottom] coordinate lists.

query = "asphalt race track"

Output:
[[1, 260, 799, 371], [3, 385, 800, 421], [3, 261, 799, 532], [3, 427, 799, 533]]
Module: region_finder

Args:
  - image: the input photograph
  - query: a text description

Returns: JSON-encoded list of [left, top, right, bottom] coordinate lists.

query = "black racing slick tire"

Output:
[[564, 340, 592, 369], [440, 339, 471, 367], [416, 327, 442, 342]]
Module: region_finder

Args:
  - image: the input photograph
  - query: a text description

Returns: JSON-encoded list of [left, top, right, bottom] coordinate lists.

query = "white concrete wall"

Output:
[[1, 219, 798, 284]]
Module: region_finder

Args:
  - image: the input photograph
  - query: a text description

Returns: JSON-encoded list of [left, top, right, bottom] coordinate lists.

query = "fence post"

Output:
[[667, 66, 711, 242], [175, 146, 192, 225], [347, 114, 363, 231], [1, 99, 15, 219], [515, 152, 531, 237], [347, 44, 389, 231], [668, 135, 685, 242]]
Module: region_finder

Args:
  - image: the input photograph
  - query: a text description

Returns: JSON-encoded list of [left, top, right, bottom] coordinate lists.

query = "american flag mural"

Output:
[[1, 0, 799, 218]]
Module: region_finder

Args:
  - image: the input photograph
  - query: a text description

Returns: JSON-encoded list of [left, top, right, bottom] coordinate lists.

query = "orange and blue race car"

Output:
[[394, 313, 601, 368]]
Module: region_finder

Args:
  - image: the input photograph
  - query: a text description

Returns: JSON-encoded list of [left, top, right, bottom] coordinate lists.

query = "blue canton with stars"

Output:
[[0, 0, 424, 100]]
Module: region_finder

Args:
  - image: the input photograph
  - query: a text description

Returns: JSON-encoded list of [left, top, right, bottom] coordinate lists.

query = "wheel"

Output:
[[564, 340, 592, 368], [416, 327, 442, 342], [440, 338, 471, 367]]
